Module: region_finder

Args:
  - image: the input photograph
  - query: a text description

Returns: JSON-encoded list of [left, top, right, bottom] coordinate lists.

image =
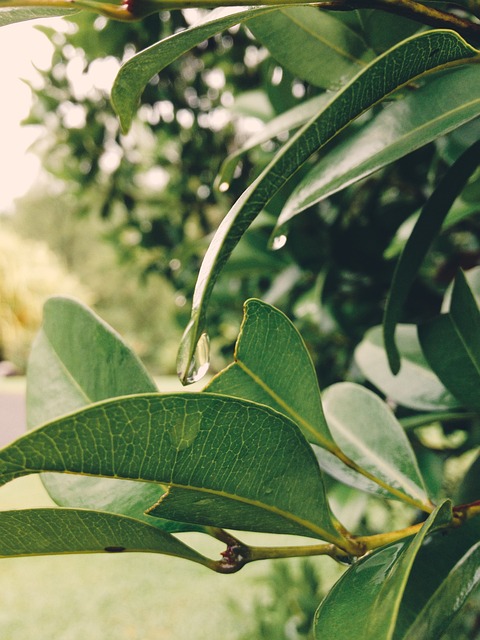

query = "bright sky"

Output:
[[0, 19, 59, 212]]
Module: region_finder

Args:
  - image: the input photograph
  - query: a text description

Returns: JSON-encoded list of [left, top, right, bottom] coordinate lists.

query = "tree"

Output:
[[2, 1, 480, 638]]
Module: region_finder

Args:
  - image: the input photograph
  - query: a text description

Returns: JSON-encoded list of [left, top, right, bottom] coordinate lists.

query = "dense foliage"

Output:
[[2, 0, 480, 637]]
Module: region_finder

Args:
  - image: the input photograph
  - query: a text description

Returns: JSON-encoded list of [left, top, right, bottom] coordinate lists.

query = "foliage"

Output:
[[2, 1, 480, 638]]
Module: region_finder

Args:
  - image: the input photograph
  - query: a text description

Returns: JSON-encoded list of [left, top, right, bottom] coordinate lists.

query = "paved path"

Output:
[[0, 393, 26, 446]]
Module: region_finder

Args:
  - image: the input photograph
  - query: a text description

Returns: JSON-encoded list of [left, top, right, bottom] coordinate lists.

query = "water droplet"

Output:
[[271, 234, 287, 251], [218, 181, 230, 193], [264, 487, 273, 495], [177, 322, 210, 385]]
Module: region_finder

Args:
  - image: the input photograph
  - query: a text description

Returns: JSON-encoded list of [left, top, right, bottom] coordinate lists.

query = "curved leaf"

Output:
[[355, 325, 460, 411], [25, 298, 182, 530], [0, 7, 76, 26], [217, 93, 332, 190], [178, 30, 480, 384], [402, 541, 480, 640], [419, 270, 480, 411], [0, 508, 208, 566], [247, 7, 373, 88], [315, 383, 429, 505], [313, 501, 453, 640], [112, 6, 274, 132], [206, 298, 334, 448], [384, 139, 480, 374], [0, 393, 344, 543], [277, 65, 480, 226]]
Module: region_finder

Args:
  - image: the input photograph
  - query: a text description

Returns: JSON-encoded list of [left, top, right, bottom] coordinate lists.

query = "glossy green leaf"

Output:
[[0, 508, 208, 566], [25, 298, 182, 530], [206, 299, 334, 448], [0, 393, 343, 543], [357, 10, 421, 53], [247, 7, 374, 88], [277, 66, 480, 231], [0, 7, 76, 26], [216, 93, 332, 191], [384, 140, 480, 374], [419, 270, 480, 412], [355, 325, 460, 411], [111, 6, 274, 132], [314, 383, 429, 506], [178, 30, 480, 384], [402, 541, 480, 640], [313, 501, 453, 640], [394, 515, 480, 638]]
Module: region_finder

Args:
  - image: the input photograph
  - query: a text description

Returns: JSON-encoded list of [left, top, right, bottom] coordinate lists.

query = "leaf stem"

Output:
[[400, 411, 477, 430]]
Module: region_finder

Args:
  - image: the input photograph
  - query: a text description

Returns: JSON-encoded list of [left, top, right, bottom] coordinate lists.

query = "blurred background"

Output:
[[1, 10, 480, 639]]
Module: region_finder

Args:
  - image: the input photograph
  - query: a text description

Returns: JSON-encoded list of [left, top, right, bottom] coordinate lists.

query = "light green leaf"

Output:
[[111, 6, 274, 132], [25, 298, 181, 530], [178, 30, 480, 384], [206, 299, 334, 448], [247, 7, 373, 88], [0, 508, 208, 566], [419, 270, 480, 412], [402, 541, 480, 640], [0, 393, 343, 543], [276, 66, 480, 230], [313, 501, 453, 640], [355, 325, 460, 411], [216, 93, 332, 191], [0, 7, 76, 26], [315, 383, 429, 506], [383, 140, 480, 374]]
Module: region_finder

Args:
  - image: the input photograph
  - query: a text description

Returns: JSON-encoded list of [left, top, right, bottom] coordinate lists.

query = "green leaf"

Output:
[[314, 383, 429, 506], [206, 299, 334, 448], [383, 139, 480, 374], [0, 7, 77, 26], [247, 7, 374, 89], [419, 270, 480, 412], [393, 517, 480, 638], [111, 6, 274, 132], [0, 393, 344, 544], [216, 93, 332, 191], [402, 541, 480, 640], [313, 501, 453, 640], [355, 325, 460, 411], [25, 298, 181, 530], [276, 65, 480, 226], [178, 30, 480, 384], [0, 508, 208, 566]]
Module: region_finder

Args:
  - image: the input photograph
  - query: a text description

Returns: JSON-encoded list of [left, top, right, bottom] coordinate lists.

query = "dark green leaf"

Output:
[[1, 394, 344, 543], [402, 541, 480, 640], [384, 140, 480, 374], [313, 501, 453, 640], [418, 270, 480, 411], [247, 7, 374, 88], [276, 66, 480, 226], [178, 30, 480, 384], [355, 325, 460, 411], [206, 298, 334, 448], [0, 508, 208, 565], [314, 383, 430, 507], [111, 6, 275, 132]]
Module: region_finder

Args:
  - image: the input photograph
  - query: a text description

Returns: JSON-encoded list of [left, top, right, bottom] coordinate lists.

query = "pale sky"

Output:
[[0, 19, 59, 212]]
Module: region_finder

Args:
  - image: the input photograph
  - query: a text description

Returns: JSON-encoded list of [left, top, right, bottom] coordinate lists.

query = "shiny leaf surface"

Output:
[[178, 30, 480, 384], [2, 394, 343, 543], [206, 298, 334, 448]]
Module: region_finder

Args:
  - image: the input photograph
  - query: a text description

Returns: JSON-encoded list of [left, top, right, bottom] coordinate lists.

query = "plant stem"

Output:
[[400, 411, 477, 430]]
